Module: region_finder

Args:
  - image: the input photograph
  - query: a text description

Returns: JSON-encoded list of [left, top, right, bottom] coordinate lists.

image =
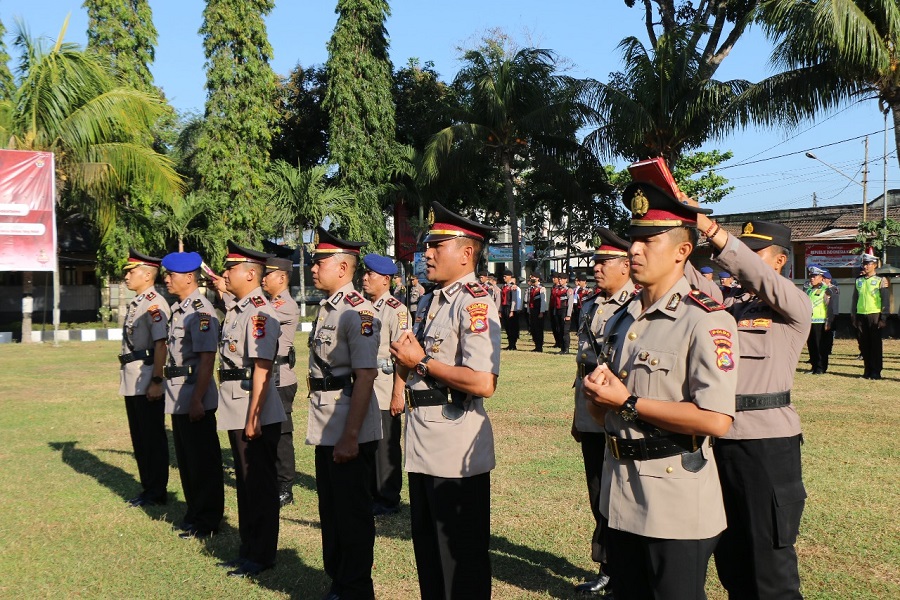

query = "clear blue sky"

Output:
[[3, 0, 896, 216]]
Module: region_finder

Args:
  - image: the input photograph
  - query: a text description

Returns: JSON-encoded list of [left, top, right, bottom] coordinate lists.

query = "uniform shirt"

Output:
[[573, 281, 636, 434], [409, 283, 425, 312], [217, 286, 286, 431], [404, 272, 501, 478], [599, 277, 739, 540], [852, 275, 889, 316], [528, 285, 549, 312], [119, 288, 170, 396], [164, 289, 219, 415], [305, 282, 382, 446], [807, 284, 830, 324], [270, 291, 300, 388], [687, 237, 810, 440], [550, 285, 575, 316], [372, 291, 409, 410]]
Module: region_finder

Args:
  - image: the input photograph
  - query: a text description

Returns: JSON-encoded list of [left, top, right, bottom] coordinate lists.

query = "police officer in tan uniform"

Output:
[[217, 242, 286, 578], [686, 217, 811, 599], [263, 255, 301, 507], [119, 249, 170, 508], [390, 201, 501, 600], [361, 253, 409, 517], [161, 251, 224, 539], [571, 228, 634, 596], [307, 227, 382, 600], [582, 183, 739, 600]]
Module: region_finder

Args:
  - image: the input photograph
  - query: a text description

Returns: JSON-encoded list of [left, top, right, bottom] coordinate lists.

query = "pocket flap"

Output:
[[773, 480, 807, 507]]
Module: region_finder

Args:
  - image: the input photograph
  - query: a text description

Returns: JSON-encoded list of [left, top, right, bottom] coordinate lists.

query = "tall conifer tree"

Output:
[[324, 0, 396, 247], [83, 0, 157, 92], [195, 0, 277, 242]]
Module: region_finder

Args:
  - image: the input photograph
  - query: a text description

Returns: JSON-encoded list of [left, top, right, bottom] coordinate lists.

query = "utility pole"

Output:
[[862, 136, 869, 222], [883, 108, 889, 264], [812, 192, 817, 208]]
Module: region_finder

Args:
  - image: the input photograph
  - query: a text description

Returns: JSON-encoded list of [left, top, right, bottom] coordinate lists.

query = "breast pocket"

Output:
[[423, 325, 452, 359], [628, 348, 677, 399], [738, 327, 771, 360]]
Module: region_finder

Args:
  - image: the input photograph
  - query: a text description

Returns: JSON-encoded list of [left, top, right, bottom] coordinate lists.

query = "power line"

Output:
[[718, 130, 889, 171]]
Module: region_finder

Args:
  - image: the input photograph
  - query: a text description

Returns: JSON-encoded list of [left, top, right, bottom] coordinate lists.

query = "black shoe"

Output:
[[372, 502, 400, 517], [574, 569, 611, 596], [870, 373, 882, 380], [178, 526, 217, 539], [560, 350, 570, 355], [531, 348, 542, 353], [127, 494, 166, 508], [321, 593, 341, 600], [227, 560, 272, 578], [217, 558, 245, 569], [172, 521, 194, 532], [279, 490, 294, 508]]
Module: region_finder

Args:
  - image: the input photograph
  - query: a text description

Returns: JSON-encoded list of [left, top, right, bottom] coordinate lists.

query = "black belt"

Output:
[[736, 391, 791, 411], [218, 367, 252, 381], [274, 356, 290, 365], [606, 433, 705, 461], [164, 365, 195, 379], [118, 349, 154, 365], [577, 362, 598, 379], [307, 374, 354, 392], [404, 386, 450, 409]]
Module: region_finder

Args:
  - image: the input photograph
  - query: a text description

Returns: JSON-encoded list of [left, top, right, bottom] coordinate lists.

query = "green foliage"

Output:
[[0, 17, 14, 100], [195, 0, 278, 242], [855, 218, 900, 254], [83, 0, 157, 92], [271, 64, 329, 168], [393, 58, 454, 151]]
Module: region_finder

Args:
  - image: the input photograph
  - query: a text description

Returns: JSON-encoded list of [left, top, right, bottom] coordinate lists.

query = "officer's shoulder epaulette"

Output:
[[192, 298, 204, 310], [685, 289, 725, 312], [465, 282, 488, 298], [344, 291, 365, 307], [386, 297, 402, 309], [145, 291, 157, 301], [250, 295, 266, 308], [272, 297, 286, 308]]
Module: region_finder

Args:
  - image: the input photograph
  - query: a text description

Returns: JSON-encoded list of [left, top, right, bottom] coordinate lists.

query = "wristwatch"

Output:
[[619, 395, 639, 422], [415, 355, 433, 377], [151, 375, 164, 384]]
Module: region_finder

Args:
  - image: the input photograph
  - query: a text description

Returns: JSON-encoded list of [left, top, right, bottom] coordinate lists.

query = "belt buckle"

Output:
[[607, 434, 621, 460], [404, 387, 416, 409]]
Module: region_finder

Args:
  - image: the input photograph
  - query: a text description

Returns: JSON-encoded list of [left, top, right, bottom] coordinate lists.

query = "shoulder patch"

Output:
[[250, 295, 266, 308], [465, 282, 489, 297], [251, 315, 267, 338], [465, 302, 490, 333], [198, 312, 211, 332], [386, 297, 401, 309], [709, 329, 736, 372], [345, 291, 364, 307], [145, 291, 157, 301], [148, 304, 163, 322], [192, 298, 204, 311], [358, 309, 375, 336], [685, 290, 724, 312]]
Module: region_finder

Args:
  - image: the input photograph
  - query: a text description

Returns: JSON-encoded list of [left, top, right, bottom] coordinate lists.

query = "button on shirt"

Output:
[[217, 287, 286, 431], [119, 289, 170, 396], [164, 289, 219, 415], [404, 273, 501, 479], [305, 283, 382, 447]]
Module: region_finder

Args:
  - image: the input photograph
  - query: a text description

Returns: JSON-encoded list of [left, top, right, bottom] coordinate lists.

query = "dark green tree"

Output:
[[195, 0, 278, 244], [83, 0, 157, 92], [271, 64, 329, 168], [393, 58, 454, 151], [0, 17, 14, 99], [324, 0, 397, 249]]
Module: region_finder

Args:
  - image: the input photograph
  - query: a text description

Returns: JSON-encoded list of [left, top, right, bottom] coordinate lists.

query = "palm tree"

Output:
[[750, 0, 900, 169], [265, 160, 360, 316], [422, 45, 591, 278], [151, 192, 215, 253], [0, 18, 182, 339]]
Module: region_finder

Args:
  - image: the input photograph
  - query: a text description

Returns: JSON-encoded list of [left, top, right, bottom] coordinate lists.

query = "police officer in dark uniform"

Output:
[[119, 249, 170, 507], [161, 251, 224, 538], [550, 272, 574, 354], [217, 241, 286, 578], [263, 255, 301, 507], [527, 274, 548, 352]]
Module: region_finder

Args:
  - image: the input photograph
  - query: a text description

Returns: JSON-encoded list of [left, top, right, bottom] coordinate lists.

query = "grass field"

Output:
[[0, 334, 897, 599]]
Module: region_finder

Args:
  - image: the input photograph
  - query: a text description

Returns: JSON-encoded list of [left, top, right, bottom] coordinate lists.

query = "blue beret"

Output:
[[822, 270, 832, 279], [699, 266, 713, 274], [362, 253, 398, 276], [161, 251, 202, 273], [718, 271, 732, 279]]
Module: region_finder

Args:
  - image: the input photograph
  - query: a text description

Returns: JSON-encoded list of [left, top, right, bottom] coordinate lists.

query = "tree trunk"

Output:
[[21, 271, 34, 343], [502, 151, 522, 279], [178, 235, 184, 253]]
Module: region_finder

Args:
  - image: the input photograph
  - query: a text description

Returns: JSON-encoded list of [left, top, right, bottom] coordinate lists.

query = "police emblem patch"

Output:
[[148, 305, 162, 322], [250, 296, 266, 308], [397, 310, 409, 330], [198, 313, 211, 332], [358, 310, 375, 336], [709, 329, 735, 372], [466, 302, 490, 333], [251, 315, 267, 339]]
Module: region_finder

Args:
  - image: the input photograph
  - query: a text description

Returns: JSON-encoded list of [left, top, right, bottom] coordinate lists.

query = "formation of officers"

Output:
[[115, 175, 831, 599]]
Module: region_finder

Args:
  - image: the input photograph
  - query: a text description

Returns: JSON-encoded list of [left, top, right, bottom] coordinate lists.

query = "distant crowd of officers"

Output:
[[115, 182, 889, 599]]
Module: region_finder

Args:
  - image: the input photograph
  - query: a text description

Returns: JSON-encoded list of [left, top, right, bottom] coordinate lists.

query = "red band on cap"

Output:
[[637, 208, 697, 225], [429, 222, 485, 240], [314, 243, 360, 254]]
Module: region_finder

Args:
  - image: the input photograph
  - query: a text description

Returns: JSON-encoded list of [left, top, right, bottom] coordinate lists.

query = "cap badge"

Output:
[[742, 222, 754, 235], [631, 188, 649, 217], [427, 208, 435, 226], [313, 231, 320, 246]]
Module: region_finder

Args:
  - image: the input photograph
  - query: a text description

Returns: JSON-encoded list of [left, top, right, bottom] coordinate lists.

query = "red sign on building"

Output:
[[805, 243, 861, 269], [0, 150, 57, 272]]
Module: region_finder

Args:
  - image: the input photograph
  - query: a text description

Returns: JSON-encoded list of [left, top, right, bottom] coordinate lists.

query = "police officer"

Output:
[[527, 274, 548, 352], [699, 265, 714, 280], [217, 241, 286, 577], [571, 229, 634, 597], [500, 269, 522, 350], [362, 253, 409, 517], [390, 201, 501, 600], [308, 228, 382, 600], [851, 253, 889, 379], [160, 251, 224, 538], [550, 272, 574, 354], [571, 274, 588, 334], [408, 274, 425, 315], [582, 183, 738, 600], [262, 255, 301, 507], [805, 265, 834, 374], [119, 249, 170, 508], [686, 216, 810, 599]]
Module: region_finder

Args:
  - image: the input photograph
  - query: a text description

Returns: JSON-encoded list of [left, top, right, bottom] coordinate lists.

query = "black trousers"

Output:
[[714, 436, 805, 600], [276, 384, 297, 485], [409, 471, 491, 600], [571, 306, 582, 333], [528, 311, 544, 351], [501, 308, 520, 347], [315, 441, 377, 600], [806, 323, 829, 372], [822, 326, 834, 359], [552, 309, 570, 352], [171, 410, 224, 531], [606, 525, 720, 600], [228, 423, 281, 567], [858, 314, 883, 377], [580, 432, 606, 564], [372, 409, 402, 508], [124, 394, 169, 501]]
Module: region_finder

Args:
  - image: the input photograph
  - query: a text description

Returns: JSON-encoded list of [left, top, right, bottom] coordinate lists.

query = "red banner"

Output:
[[805, 243, 861, 269], [0, 150, 56, 272], [394, 198, 418, 262]]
